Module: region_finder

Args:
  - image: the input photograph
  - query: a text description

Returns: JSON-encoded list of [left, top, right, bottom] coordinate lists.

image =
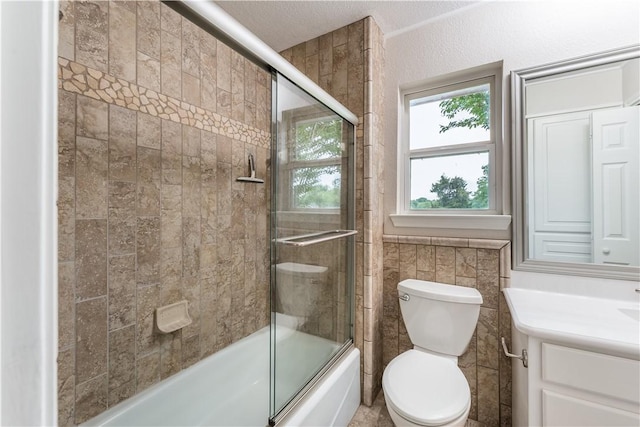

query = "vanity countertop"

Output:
[[503, 288, 640, 360]]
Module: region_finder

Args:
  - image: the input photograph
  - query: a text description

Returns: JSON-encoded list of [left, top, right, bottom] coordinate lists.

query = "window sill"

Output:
[[389, 213, 512, 231]]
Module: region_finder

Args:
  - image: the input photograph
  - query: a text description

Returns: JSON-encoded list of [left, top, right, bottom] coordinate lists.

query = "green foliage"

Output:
[[471, 164, 489, 208], [295, 183, 340, 208], [438, 91, 489, 134], [294, 119, 342, 161], [292, 117, 342, 208], [411, 164, 489, 210], [410, 197, 440, 209], [430, 174, 472, 208]]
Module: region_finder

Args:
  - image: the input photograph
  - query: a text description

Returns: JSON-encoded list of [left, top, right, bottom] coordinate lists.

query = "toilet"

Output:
[[382, 279, 483, 427]]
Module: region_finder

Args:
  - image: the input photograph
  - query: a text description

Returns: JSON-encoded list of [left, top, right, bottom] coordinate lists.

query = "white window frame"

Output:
[[282, 108, 343, 213], [391, 63, 511, 231]]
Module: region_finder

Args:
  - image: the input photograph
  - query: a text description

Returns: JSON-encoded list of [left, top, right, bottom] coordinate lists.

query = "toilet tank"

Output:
[[274, 262, 328, 317], [398, 279, 482, 356]]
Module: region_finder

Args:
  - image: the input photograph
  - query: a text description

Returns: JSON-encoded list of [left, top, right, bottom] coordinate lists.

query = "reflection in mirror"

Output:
[[512, 46, 640, 281]]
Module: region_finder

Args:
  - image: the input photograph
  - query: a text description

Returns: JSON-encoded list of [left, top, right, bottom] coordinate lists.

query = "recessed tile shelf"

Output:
[[156, 300, 193, 334]]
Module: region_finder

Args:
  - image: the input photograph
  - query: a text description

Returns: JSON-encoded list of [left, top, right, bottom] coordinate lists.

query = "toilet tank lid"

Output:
[[398, 279, 482, 304], [275, 262, 328, 275]]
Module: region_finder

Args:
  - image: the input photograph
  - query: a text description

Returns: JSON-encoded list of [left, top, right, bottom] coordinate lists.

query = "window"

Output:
[[404, 77, 496, 211], [283, 109, 345, 210], [399, 66, 500, 214], [392, 64, 510, 231]]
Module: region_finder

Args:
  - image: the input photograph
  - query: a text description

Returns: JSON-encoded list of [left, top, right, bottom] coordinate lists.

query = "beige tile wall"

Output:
[[281, 19, 515, 427], [61, 3, 511, 425], [383, 236, 513, 427], [57, 1, 271, 424], [280, 16, 386, 406]]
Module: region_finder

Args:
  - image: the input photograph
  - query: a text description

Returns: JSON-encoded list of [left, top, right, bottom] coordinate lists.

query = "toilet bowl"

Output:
[[383, 350, 470, 427], [382, 279, 482, 427]]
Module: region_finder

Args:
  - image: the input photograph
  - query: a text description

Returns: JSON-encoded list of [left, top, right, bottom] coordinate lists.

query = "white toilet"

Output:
[[382, 279, 483, 427]]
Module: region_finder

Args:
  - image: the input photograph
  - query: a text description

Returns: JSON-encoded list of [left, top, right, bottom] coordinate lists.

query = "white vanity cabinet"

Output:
[[504, 288, 640, 426], [513, 332, 640, 426]]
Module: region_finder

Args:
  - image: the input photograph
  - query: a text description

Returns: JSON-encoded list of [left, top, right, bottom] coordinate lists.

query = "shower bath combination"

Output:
[[60, 1, 361, 425], [83, 64, 359, 427]]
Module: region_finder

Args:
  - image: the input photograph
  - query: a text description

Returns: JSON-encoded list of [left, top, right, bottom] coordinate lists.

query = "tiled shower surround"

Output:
[[57, 1, 271, 424]]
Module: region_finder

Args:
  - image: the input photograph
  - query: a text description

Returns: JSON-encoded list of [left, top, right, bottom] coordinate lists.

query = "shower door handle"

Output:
[[275, 230, 358, 247]]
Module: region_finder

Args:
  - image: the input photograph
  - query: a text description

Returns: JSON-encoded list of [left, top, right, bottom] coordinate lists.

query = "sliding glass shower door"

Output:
[[269, 73, 355, 422]]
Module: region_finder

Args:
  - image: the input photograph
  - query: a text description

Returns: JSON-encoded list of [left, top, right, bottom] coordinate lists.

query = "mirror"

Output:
[[512, 46, 640, 281]]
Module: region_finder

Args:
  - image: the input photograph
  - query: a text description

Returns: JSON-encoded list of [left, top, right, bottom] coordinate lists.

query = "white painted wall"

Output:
[[383, 0, 640, 239], [0, 1, 58, 425]]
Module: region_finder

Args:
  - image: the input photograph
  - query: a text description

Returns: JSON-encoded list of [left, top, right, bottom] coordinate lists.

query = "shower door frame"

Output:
[[268, 71, 356, 426]]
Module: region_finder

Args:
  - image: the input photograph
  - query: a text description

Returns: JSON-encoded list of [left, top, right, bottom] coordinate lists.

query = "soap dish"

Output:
[[156, 300, 192, 334]]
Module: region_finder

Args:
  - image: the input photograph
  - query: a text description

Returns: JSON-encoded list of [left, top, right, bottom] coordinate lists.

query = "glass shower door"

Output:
[[269, 73, 355, 422]]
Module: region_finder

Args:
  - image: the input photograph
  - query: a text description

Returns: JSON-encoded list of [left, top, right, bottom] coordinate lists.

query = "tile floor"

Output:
[[348, 390, 484, 427]]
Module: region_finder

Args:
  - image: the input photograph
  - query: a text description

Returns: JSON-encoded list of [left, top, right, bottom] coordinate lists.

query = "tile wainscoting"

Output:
[[382, 235, 512, 427]]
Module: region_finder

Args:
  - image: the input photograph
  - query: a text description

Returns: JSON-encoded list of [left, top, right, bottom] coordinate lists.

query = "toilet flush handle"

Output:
[[399, 294, 410, 302]]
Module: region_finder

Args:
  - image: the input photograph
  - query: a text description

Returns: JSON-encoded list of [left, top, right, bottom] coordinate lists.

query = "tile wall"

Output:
[[282, 17, 514, 427], [57, 1, 271, 424], [279, 16, 386, 406], [383, 236, 513, 427], [59, 3, 512, 426]]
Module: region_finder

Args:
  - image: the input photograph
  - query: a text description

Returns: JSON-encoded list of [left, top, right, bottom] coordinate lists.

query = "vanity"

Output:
[[507, 45, 640, 426], [504, 287, 640, 426]]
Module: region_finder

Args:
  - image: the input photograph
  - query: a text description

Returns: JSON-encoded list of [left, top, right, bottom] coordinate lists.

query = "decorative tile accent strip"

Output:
[[58, 57, 270, 148]]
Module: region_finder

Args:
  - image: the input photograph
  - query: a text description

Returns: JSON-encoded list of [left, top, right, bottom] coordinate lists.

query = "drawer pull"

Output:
[[502, 337, 528, 368]]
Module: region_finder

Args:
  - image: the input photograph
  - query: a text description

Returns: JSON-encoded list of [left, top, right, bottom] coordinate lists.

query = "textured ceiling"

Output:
[[215, 1, 479, 52]]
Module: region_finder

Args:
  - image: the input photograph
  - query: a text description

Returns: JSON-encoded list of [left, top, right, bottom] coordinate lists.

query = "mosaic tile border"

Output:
[[58, 57, 271, 148]]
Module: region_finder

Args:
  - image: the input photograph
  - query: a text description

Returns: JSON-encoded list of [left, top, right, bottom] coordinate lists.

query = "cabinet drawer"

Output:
[[543, 390, 640, 426], [542, 343, 640, 404]]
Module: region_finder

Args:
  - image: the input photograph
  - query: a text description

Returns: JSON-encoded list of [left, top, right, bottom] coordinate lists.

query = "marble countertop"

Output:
[[503, 288, 640, 360]]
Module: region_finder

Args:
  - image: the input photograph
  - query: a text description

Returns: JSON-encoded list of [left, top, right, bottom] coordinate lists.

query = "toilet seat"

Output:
[[383, 350, 470, 426]]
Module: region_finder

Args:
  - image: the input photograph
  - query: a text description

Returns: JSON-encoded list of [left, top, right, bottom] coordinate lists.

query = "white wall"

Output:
[[0, 1, 58, 425], [383, 0, 640, 238]]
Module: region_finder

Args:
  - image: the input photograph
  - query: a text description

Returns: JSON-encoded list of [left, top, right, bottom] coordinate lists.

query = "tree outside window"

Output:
[[408, 82, 492, 210], [288, 115, 343, 209]]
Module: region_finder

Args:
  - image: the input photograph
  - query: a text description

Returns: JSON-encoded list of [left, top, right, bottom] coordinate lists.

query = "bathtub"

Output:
[[83, 323, 360, 426]]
